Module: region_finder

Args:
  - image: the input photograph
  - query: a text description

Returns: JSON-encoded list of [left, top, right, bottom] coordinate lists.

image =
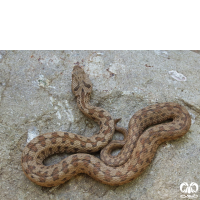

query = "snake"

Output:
[[21, 65, 191, 187]]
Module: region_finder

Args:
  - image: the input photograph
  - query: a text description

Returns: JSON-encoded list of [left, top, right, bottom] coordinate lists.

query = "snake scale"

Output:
[[21, 65, 191, 187]]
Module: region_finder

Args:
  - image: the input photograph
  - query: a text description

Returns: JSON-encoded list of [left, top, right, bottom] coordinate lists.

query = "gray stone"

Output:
[[0, 50, 199, 200]]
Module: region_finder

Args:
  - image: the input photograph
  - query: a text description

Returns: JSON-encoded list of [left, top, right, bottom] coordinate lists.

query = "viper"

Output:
[[21, 65, 191, 187]]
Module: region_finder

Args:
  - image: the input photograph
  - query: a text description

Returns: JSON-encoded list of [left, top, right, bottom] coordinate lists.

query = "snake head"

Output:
[[72, 65, 93, 97]]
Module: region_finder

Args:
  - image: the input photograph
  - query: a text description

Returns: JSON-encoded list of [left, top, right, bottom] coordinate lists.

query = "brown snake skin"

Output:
[[21, 65, 191, 187]]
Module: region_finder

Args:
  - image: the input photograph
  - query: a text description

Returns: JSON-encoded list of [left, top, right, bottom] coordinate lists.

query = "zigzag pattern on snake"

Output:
[[21, 65, 191, 187]]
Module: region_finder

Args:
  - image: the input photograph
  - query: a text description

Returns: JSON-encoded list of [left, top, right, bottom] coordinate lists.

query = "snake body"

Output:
[[21, 65, 191, 187]]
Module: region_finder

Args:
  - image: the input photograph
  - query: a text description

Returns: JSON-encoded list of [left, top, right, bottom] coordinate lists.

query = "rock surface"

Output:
[[0, 50, 199, 200]]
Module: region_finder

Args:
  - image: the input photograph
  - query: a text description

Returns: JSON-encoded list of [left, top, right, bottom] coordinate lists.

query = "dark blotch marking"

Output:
[[83, 81, 91, 89], [138, 158, 143, 165], [73, 83, 80, 91], [71, 155, 79, 167], [159, 126, 165, 131], [50, 137, 57, 144], [62, 161, 69, 174], [98, 110, 105, 118], [52, 132, 60, 138], [142, 148, 148, 153], [57, 146, 61, 152], [73, 147, 79, 152], [146, 158, 151, 163], [64, 132, 69, 137], [27, 142, 38, 152], [49, 147, 53, 154], [104, 170, 112, 182], [81, 142, 86, 148], [25, 165, 36, 174], [22, 155, 33, 163], [93, 162, 101, 175], [39, 177, 46, 182], [51, 167, 59, 181], [135, 151, 140, 158], [167, 106, 173, 111], [169, 126, 176, 131], [38, 135, 46, 147], [92, 142, 97, 147]]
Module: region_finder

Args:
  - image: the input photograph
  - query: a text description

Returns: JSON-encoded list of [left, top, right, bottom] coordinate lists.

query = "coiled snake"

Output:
[[21, 65, 191, 187]]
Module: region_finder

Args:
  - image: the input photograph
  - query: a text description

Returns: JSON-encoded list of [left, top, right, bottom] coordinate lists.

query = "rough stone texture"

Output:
[[0, 50, 199, 200]]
